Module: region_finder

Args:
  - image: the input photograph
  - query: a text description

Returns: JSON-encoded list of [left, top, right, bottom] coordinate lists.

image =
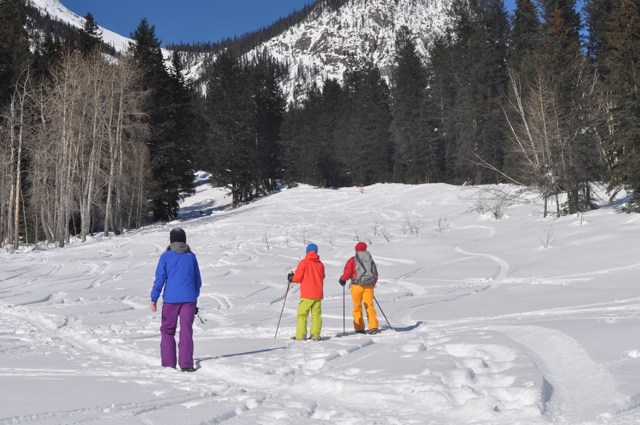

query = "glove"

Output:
[[287, 271, 294, 283], [339, 279, 346, 286], [195, 307, 199, 315]]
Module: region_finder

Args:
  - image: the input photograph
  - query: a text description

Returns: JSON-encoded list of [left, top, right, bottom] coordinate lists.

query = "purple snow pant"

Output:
[[160, 302, 196, 369]]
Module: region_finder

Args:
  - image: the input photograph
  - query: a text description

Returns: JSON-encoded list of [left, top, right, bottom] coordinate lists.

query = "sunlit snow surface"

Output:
[[1, 175, 640, 424], [30, 0, 131, 51]]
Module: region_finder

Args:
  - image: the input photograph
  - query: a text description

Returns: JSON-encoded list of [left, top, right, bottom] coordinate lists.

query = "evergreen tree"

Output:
[[77, 12, 103, 56], [424, 32, 458, 183], [33, 34, 62, 81], [252, 63, 285, 193], [129, 18, 194, 221], [315, 79, 346, 186], [165, 49, 197, 196], [503, 0, 542, 182], [540, 0, 582, 37], [509, 0, 542, 73], [204, 49, 256, 208], [61, 31, 78, 55], [285, 84, 326, 185], [443, 0, 510, 184], [0, 0, 32, 106], [390, 26, 428, 183], [280, 80, 346, 187], [538, 0, 601, 213], [477, 0, 510, 182], [335, 59, 393, 185], [602, 0, 640, 208], [584, 0, 616, 64], [539, 0, 582, 100], [279, 102, 307, 185]]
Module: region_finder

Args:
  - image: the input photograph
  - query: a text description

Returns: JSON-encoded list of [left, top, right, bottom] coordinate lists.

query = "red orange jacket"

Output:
[[292, 251, 325, 299]]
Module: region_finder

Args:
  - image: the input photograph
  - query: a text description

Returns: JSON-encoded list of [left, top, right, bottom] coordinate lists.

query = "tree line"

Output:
[[280, 0, 640, 216]]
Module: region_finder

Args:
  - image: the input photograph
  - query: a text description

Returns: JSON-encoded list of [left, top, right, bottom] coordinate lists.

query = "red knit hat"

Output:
[[355, 242, 367, 252]]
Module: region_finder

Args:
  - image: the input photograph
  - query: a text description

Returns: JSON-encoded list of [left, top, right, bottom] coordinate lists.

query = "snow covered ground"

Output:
[[1, 175, 640, 424]]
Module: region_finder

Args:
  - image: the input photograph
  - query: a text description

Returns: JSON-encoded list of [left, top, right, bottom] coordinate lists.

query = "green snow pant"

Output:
[[296, 298, 322, 340]]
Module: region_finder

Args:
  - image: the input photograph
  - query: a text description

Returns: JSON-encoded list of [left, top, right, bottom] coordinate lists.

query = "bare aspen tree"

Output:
[[11, 68, 30, 250], [504, 71, 572, 218], [22, 52, 148, 248], [103, 54, 147, 236], [0, 49, 149, 249], [28, 85, 56, 243], [0, 66, 32, 249]]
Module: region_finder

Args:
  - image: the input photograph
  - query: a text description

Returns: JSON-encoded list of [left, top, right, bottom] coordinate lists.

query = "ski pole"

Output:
[[274, 280, 291, 339], [374, 296, 394, 332], [342, 285, 346, 335], [195, 307, 204, 325]]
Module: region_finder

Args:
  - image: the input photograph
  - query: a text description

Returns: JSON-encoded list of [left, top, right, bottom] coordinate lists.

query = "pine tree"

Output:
[[537, 0, 601, 213], [584, 0, 616, 64], [290, 84, 327, 186], [33, 34, 61, 81], [424, 32, 458, 183], [315, 79, 346, 187], [442, 0, 510, 184], [77, 12, 103, 56], [252, 63, 285, 193], [205, 49, 256, 208], [390, 26, 428, 183], [0, 0, 32, 106], [602, 0, 640, 208], [509, 0, 542, 76], [279, 80, 346, 187], [165, 49, 196, 197], [279, 102, 306, 185], [129, 18, 194, 221], [335, 59, 393, 185]]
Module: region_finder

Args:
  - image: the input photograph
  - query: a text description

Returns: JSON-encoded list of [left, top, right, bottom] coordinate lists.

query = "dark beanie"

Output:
[[355, 242, 367, 252], [170, 227, 186, 243]]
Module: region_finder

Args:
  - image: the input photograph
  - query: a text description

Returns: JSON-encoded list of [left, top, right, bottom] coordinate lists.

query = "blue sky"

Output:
[[62, 0, 518, 47]]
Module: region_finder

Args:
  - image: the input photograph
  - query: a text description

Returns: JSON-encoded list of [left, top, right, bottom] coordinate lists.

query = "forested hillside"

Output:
[[1, 0, 639, 250]]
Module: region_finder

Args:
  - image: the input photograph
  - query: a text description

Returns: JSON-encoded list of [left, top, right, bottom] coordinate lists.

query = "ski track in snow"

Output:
[[455, 245, 509, 285], [1, 182, 640, 424], [492, 325, 626, 423]]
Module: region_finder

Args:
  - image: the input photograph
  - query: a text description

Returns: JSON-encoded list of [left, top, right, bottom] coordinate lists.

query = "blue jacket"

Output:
[[151, 243, 202, 303]]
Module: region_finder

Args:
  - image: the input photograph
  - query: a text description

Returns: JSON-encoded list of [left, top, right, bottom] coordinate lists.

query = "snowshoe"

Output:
[[311, 336, 330, 341], [369, 328, 380, 335]]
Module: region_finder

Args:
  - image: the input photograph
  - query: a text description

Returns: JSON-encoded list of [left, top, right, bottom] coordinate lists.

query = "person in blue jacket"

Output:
[[151, 228, 202, 372]]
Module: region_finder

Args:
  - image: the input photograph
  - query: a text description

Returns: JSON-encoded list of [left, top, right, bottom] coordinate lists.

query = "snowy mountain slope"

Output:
[[30, 0, 131, 51], [1, 178, 640, 424], [244, 0, 450, 102], [32, 0, 450, 102]]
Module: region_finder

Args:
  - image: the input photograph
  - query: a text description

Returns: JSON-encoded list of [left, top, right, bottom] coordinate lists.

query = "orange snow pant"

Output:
[[350, 285, 378, 331]]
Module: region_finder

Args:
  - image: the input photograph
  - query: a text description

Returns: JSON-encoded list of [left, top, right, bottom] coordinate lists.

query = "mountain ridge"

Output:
[[29, 0, 131, 51], [32, 0, 452, 102], [242, 0, 450, 102]]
